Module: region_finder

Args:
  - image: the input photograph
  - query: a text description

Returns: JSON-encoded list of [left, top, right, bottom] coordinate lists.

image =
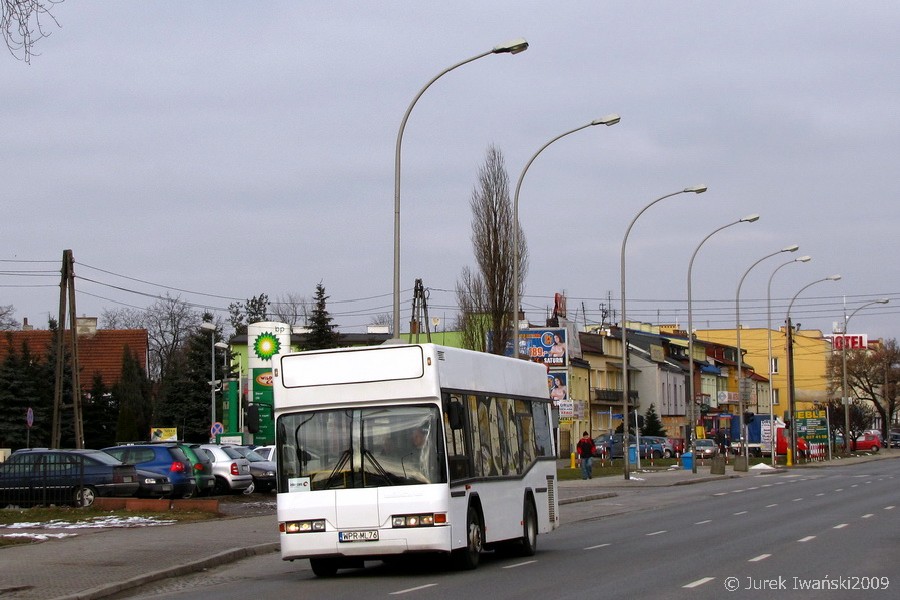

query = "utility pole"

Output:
[[51, 249, 84, 449]]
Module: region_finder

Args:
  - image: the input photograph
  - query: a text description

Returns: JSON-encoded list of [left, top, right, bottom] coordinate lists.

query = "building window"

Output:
[[770, 357, 779, 374], [772, 388, 780, 406]]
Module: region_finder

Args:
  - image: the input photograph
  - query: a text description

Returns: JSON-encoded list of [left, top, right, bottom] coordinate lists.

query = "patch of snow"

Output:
[[1, 515, 176, 530]]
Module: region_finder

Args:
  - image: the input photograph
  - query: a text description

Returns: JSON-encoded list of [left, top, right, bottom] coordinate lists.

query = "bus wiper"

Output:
[[323, 449, 351, 489], [361, 448, 394, 486]]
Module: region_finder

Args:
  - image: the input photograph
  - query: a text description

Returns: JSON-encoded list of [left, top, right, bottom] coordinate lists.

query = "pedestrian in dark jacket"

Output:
[[576, 432, 595, 479]]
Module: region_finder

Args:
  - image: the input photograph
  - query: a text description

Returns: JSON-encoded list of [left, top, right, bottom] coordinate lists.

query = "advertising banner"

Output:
[[517, 328, 568, 367]]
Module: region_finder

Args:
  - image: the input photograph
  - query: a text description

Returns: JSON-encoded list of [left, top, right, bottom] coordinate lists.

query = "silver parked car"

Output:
[[192, 444, 254, 495]]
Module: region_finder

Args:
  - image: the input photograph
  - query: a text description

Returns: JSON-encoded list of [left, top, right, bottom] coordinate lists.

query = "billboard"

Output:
[[517, 328, 568, 367]]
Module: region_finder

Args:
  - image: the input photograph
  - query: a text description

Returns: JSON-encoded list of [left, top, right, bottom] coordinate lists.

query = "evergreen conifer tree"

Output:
[[306, 283, 339, 350]]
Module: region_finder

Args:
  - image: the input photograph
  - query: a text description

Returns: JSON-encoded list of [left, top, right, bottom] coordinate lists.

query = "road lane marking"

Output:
[[503, 560, 537, 569], [733, 511, 748, 515], [585, 543, 610, 550], [861, 514, 874, 519], [694, 520, 712, 525], [391, 584, 438, 595], [713, 492, 728, 496], [798, 536, 816, 543], [886, 506, 895, 510], [766, 504, 778, 508], [646, 530, 666, 536], [683, 577, 715, 588], [793, 498, 803, 502], [835, 488, 844, 492], [834, 523, 848, 529], [749, 554, 771, 562]]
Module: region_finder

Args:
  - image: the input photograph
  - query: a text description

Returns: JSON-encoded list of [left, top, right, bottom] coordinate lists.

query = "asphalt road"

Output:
[[114, 460, 898, 600]]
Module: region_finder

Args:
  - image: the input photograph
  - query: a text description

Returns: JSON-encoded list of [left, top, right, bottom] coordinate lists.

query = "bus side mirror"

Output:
[[448, 401, 465, 430], [246, 404, 260, 434]]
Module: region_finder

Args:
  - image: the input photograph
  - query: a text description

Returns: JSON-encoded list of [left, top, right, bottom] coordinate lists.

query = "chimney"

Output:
[[76, 317, 98, 336], [22, 317, 33, 331]]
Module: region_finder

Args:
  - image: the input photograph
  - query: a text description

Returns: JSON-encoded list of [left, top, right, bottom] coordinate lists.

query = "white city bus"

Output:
[[272, 343, 559, 577]]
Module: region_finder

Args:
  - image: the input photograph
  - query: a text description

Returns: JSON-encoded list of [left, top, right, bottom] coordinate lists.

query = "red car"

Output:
[[851, 433, 881, 452]]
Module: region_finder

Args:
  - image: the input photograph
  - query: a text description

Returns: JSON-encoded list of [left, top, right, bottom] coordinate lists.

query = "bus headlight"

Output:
[[391, 513, 445, 527], [281, 519, 326, 533]]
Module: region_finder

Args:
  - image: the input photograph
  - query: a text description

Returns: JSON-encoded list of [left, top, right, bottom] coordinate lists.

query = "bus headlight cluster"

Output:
[[281, 519, 326, 534], [391, 513, 446, 528]]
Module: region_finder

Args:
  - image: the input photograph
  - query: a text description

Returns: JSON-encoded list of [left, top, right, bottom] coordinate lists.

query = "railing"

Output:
[[0, 456, 88, 508]]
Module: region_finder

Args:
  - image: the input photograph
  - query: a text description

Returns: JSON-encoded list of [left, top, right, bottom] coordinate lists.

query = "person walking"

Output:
[[576, 431, 596, 480]]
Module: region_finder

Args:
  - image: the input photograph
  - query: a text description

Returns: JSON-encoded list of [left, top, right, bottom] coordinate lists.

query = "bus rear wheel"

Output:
[[519, 499, 538, 556]]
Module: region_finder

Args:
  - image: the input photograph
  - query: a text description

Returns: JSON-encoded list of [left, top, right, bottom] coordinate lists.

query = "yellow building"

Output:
[[696, 327, 833, 418]]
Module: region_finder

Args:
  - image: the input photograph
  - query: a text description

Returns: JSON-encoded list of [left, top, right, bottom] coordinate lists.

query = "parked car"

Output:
[[668, 437, 685, 456], [642, 436, 675, 458], [890, 433, 900, 448], [134, 469, 174, 498], [103, 443, 196, 498], [231, 446, 277, 492], [0, 448, 139, 508], [592, 434, 663, 459], [850, 433, 881, 452], [177, 444, 216, 497], [692, 438, 719, 459], [252, 445, 276, 462], [192, 444, 254, 494]]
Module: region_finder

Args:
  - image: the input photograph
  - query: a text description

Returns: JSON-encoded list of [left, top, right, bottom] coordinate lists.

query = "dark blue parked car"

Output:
[[103, 443, 196, 499], [0, 449, 139, 507]]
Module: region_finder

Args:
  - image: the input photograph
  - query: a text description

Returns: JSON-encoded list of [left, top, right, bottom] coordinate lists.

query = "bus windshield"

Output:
[[277, 405, 447, 491]]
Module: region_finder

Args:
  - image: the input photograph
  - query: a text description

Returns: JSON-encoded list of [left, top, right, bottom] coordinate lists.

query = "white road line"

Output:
[[747, 486, 759, 490], [749, 554, 771, 562], [646, 530, 667, 536], [683, 577, 715, 588], [886, 506, 896, 510], [835, 488, 844, 492], [798, 535, 816, 543], [766, 504, 778, 508], [585, 543, 611, 550], [861, 514, 874, 519], [792, 498, 803, 502], [713, 492, 728, 496], [694, 520, 712, 525], [834, 523, 848, 529], [391, 584, 438, 595], [733, 511, 748, 516], [503, 560, 537, 569]]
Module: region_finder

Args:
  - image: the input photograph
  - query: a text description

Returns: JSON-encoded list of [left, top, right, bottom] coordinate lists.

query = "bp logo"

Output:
[[253, 332, 281, 360]]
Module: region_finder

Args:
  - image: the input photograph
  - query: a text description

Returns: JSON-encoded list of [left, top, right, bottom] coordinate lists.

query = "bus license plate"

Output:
[[339, 530, 379, 543]]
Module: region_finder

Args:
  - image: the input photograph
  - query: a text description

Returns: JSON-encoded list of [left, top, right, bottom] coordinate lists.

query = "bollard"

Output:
[[570, 451, 576, 470]]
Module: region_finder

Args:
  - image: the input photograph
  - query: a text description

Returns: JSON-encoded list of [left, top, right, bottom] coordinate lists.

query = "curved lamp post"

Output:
[[766, 255, 811, 465], [200, 322, 217, 439], [687, 213, 759, 472], [785, 274, 841, 461], [734, 244, 799, 464], [621, 185, 708, 479], [841, 297, 889, 453], [511, 114, 621, 356], [392, 38, 529, 340]]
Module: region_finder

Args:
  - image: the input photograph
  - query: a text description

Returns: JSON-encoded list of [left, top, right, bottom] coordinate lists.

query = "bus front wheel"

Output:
[[454, 505, 483, 570], [310, 558, 338, 577]]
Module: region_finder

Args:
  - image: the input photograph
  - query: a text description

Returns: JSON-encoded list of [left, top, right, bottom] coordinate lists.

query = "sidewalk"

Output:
[[1, 452, 894, 600]]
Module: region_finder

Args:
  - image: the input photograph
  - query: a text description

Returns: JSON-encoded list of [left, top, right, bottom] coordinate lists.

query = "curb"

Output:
[[52, 542, 280, 600]]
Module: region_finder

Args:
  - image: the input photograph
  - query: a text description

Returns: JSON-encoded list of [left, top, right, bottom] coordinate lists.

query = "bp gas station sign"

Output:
[[247, 322, 291, 445]]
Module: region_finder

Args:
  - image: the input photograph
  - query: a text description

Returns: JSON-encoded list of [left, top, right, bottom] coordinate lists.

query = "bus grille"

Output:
[[546, 475, 556, 522]]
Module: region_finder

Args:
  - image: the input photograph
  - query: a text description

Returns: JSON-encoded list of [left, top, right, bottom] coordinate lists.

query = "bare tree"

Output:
[[0, 304, 18, 329], [102, 294, 205, 381], [827, 337, 900, 440], [455, 145, 528, 354], [369, 312, 392, 334], [270, 292, 309, 328], [2, 0, 63, 63]]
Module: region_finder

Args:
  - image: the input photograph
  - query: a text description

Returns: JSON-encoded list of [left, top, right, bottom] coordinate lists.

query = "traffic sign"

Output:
[[210, 422, 225, 436], [26, 407, 34, 429]]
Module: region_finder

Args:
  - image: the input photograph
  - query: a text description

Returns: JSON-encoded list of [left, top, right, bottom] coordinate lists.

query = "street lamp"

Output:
[[200, 322, 217, 440], [840, 298, 889, 454], [785, 274, 841, 462], [621, 185, 707, 479], [392, 38, 529, 340], [511, 114, 621, 356], [766, 255, 811, 465], [687, 214, 759, 473], [735, 244, 799, 464]]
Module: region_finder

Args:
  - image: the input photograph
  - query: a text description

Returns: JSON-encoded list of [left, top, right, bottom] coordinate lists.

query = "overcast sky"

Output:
[[3, 1, 899, 342]]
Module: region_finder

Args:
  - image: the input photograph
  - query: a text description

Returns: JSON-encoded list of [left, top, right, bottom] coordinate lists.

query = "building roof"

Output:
[[0, 328, 149, 390]]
